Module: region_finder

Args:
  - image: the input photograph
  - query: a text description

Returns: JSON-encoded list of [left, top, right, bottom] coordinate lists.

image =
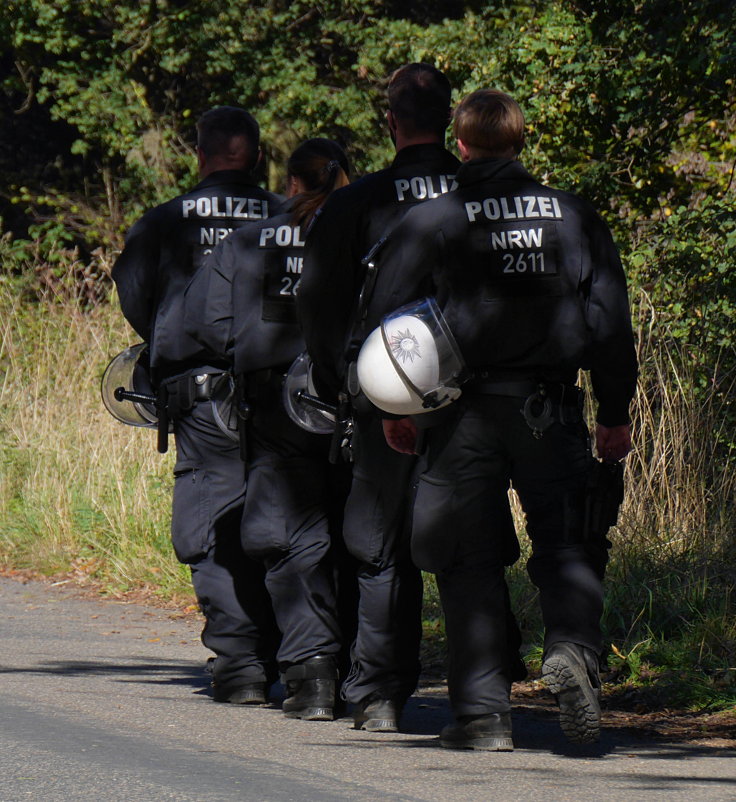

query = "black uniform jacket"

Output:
[[112, 169, 283, 380], [297, 143, 461, 400], [184, 205, 307, 376], [366, 158, 638, 427]]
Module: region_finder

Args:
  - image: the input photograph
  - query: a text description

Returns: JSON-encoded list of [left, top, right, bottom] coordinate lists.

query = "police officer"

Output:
[[364, 89, 637, 750], [183, 139, 354, 721], [297, 64, 462, 732], [112, 106, 282, 704]]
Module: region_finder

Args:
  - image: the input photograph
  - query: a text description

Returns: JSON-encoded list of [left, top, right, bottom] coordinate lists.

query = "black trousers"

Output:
[[412, 394, 606, 717], [172, 402, 279, 691], [340, 410, 423, 705], [241, 377, 354, 672]]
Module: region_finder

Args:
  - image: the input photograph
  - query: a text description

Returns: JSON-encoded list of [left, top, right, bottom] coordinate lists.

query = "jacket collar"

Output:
[[456, 158, 533, 186], [391, 143, 457, 168]]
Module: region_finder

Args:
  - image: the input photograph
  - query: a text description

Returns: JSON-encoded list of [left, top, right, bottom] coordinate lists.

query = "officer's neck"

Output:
[[199, 160, 250, 179], [197, 148, 253, 179], [393, 131, 444, 153]]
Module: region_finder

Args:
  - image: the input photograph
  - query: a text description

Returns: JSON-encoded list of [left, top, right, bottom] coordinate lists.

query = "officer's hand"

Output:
[[595, 423, 632, 462], [382, 417, 417, 454]]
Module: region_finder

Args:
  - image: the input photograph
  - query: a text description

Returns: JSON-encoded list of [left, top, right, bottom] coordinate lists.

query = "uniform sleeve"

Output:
[[584, 212, 638, 426], [298, 191, 365, 401], [182, 236, 236, 365], [111, 212, 161, 341]]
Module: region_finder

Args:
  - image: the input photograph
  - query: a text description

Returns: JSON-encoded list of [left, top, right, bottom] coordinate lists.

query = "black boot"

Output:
[[353, 693, 403, 732], [281, 656, 338, 721], [212, 681, 267, 705], [542, 641, 601, 744], [440, 713, 514, 751]]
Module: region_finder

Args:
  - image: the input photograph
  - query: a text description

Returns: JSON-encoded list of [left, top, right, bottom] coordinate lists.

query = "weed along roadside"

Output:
[[0, 273, 735, 741]]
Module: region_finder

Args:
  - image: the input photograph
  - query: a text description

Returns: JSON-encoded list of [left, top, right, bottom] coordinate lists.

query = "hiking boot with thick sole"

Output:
[[542, 641, 601, 744], [440, 713, 514, 751], [281, 656, 338, 721], [353, 696, 402, 732], [212, 681, 267, 705]]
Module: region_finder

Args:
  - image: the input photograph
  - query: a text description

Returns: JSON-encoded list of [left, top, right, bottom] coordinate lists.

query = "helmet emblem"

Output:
[[390, 329, 421, 363]]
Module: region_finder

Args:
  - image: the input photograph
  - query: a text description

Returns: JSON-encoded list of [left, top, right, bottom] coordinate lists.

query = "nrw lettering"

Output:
[[490, 228, 543, 250], [286, 256, 303, 274], [200, 227, 233, 245]]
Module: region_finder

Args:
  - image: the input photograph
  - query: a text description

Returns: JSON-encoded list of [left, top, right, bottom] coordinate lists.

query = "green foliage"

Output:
[[2, 1, 733, 247], [626, 195, 736, 463], [628, 196, 736, 353]]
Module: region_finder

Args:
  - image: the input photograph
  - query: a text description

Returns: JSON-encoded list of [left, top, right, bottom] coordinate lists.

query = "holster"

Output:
[[156, 386, 169, 454], [234, 373, 252, 463], [583, 460, 625, 540], [156, 371, 229, 455], [329, 388, 354, 464], [154, 375, 194, 454]]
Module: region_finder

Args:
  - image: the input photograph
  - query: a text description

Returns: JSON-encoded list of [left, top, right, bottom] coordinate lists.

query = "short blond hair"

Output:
[[452, 89, 525, 157]]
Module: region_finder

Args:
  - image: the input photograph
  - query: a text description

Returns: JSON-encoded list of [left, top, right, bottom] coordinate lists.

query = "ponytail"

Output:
[[287, 139, 350, 227]]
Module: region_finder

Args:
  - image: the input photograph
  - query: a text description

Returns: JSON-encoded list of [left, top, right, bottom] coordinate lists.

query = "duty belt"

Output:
[[465, 374, 583, 438], [464, 377, 540, 398], [161, 371, 228, 418]]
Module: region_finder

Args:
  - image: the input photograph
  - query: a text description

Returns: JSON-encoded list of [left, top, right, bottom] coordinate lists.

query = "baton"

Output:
[[113, 387, 157, 405], [295, 389, 338, 416]]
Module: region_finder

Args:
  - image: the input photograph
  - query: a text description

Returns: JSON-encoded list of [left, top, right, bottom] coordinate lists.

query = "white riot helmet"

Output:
[[100, 343, 158, 428], [283, 351, 336, 435], [357, 297, 465, 415]]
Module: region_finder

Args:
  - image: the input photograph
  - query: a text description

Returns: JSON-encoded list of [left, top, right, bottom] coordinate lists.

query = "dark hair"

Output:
[[196, 106, 260, 169], [288, 138, 350, 227], [452, 90, 525, 157], [387, 63, 452, 139]]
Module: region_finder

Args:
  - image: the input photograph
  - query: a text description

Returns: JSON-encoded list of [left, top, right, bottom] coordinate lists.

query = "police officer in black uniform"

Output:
[[296, 63, 461, 732], [365, 89, 637, 750], [183, 139, 354, 721], [112, 106, 282, 704]]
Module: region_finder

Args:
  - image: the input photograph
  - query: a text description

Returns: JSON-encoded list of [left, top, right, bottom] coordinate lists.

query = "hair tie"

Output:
[[326, 159, 340, 173]]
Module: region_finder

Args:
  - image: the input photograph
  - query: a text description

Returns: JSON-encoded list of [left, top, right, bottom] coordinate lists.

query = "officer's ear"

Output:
[[196, 146, 208, 172], [456, 138, 473, 162], [247, 147, 263, 173], [286, 175, 305, 198]]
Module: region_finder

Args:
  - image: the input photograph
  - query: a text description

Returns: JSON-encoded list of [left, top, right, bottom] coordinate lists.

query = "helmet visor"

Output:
[[380, 297, 464, 410], [282, 352, 336, 435], [100, 343, 158, 428]]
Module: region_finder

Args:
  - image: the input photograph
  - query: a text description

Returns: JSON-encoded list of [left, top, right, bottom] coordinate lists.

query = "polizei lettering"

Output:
[[394, 174, 457, 202], [181, 196, 269, 219], [258, 225, 306, 248], [465, 195, 562, 223]]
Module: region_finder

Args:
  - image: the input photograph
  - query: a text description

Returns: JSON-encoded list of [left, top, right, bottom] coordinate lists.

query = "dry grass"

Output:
[[0, 275, 188, 597]]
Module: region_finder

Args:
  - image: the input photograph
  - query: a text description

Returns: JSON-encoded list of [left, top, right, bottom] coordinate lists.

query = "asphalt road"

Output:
[[1, 575, 734, 801]]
